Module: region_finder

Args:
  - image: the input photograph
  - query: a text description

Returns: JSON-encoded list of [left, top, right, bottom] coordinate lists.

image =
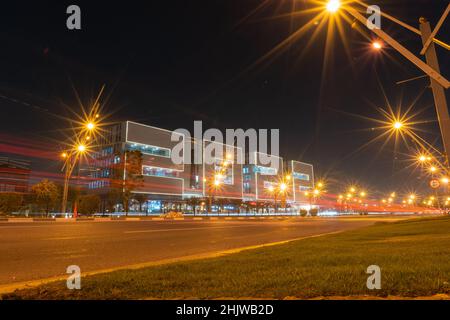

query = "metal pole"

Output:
[[346, 7, 450, 89], [420, 4, 450, 55], [420, 18, 450, 166], [355, 0, 450, 51], [61, 163, 70, 215], [61, 158, 73, 215]]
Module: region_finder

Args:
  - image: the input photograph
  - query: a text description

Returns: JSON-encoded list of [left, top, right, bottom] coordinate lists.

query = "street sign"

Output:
[[430, 179, 440, 189]]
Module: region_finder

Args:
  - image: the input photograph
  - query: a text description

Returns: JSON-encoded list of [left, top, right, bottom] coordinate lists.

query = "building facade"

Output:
[[0, 156, 31, 193], [85, 121, 314, 214]]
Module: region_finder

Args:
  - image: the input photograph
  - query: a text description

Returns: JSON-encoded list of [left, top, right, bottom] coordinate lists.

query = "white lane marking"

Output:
[[124, 224, 265, 234]]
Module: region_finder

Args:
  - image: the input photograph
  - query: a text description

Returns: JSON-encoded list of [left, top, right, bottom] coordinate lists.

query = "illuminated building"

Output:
[[84, 121, 314, 215]]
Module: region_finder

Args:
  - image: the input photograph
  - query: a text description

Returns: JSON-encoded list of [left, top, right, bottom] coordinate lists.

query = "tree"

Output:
[[133, 193, 148, 214], [31, 179, 59, 216], [0, 193, 23, 215], [309, 208, 318, 217], [78, 194, 101, 215], [110, 150, 144, 216], [106, 189, 121, 214], [186, 197, 200, 215]]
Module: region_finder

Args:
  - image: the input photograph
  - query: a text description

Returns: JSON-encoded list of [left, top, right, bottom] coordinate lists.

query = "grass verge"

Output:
[[3, 216, 450, 299]]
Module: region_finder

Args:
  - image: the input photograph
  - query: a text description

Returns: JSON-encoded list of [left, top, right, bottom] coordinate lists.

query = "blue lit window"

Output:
[[293, 172, 310, 181], [127, 142, 171, 158], [254, 166, 277, 175], [143, 166, 179, 178]]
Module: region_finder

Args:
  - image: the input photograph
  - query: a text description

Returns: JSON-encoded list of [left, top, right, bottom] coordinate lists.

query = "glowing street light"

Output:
[[360, 191, 366, 197], [393, 121, 403, 130], [61, 152, 68, 159], [372, 41, 383, 50], [429, 166, 438, 173], [326, 0, 341, 13], [441, 177, 449, 184], [279, 183, 287, 192], [86, 122, 95, 131], [77, 144, 86, 153]]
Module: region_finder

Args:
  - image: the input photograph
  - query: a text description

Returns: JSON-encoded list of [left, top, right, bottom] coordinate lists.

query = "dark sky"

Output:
[[0, 0, 448, 195]]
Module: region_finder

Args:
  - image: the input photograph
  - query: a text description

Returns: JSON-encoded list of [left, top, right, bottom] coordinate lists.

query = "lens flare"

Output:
[[326, 0, 341, 13]]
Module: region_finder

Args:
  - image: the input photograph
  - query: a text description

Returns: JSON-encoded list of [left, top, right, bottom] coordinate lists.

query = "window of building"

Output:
[[214, 159, 233, 185], [263, 181, 278, 189], [293, 172, 310, 181], [255, 166, 277, 176], [143, 166, 179, 178], [127, 142, 171, 158]]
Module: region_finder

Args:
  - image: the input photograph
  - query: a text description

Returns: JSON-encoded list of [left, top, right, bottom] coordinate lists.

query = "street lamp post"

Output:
[[61, 146, 85, 216], [326, 1, 450, 164], [60, 120, 97, 216], [419, 18, 450, 165]]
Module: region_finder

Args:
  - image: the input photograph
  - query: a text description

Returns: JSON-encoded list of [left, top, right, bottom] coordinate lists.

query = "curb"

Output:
[[0, 216, 305, 223]]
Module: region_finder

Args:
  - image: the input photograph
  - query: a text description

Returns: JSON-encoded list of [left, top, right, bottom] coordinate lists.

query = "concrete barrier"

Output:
[[76, 217, 95, 221], [110, 217, 126, 221], [126, 217, 140, 221], [6, 218, 33, 223], [32, 218, 56, 222], [94, 217, 110, 222]]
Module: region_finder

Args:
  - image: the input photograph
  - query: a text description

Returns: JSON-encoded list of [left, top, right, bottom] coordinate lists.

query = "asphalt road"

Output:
[[0, 216, 411, 286]]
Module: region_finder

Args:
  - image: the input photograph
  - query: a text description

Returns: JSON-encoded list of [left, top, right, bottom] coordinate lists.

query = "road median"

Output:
[[3, 216, 450, 300]]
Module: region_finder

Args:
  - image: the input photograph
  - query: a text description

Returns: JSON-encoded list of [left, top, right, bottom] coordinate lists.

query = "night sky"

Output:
[[0, 0, 448, 195]]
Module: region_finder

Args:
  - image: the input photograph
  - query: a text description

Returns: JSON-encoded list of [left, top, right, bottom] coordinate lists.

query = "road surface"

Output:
[[0, 216, 412, 286]]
